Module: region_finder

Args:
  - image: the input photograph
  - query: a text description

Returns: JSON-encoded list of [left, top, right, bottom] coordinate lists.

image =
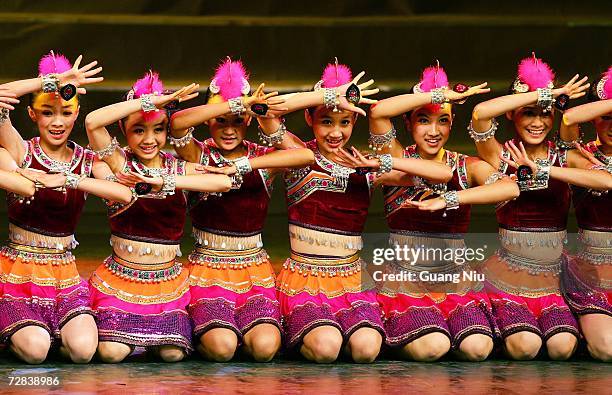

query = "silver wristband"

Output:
[[468, 118, 498, 142], [65, 172, 85, 190], [484, 172, 506, 185], [517, 159, 550, 191], [554, 130, 584, 150], [41, 74, 60, 93], [140, 94, 158, 113], [0, 108, 9, 125], [258, 122, 287, 147], [161, 172, 176, 196], [228, 97, 246, 115], [234, 156, 252, 177], [536, 88, 553, 112], [94, 137, 120, 160], [376, 154, 393, 176], [368, 127, 396, 152], [442, 190, 460, 210], [323, 88, 340, 112], [430, 88, 447, 105], [168, 127, 194, 147]]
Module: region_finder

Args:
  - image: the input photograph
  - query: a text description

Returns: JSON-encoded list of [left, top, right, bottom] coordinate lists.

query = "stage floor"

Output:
[[1, 356, 610, 394]]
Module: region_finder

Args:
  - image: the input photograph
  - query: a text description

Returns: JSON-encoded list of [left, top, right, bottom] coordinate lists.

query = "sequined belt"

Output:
[[288, 224, 363, 251], [499, 228, 567, 249], [283, 251, 363, 278], [110, 234, 182, 260], [188, 246, 269, 269], [497, 248, 561, 276], [192, 227, 263, 251], [8, 223, 78, 251], [1, 243, 75, 265], [104, 255, 182, 283]]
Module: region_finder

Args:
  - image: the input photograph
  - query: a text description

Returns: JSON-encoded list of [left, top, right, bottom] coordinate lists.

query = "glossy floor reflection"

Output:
[[0, 354, 610, 394]]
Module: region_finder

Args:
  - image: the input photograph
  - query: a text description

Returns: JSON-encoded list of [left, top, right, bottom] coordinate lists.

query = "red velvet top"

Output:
[[572, 141, 611, 231], [7, 137, 94, 236], [384, 146, 471, 235], [496, 140, 570, 231], [285, 140, 375, 236], [108, 149, 187, 244], [188, 139, 275, 236]]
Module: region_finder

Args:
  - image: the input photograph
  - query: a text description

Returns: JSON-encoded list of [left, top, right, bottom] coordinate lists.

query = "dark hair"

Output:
[[587, 77, 602, 103]]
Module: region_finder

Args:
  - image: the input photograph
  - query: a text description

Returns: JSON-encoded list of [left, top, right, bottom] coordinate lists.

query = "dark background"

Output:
[[0, 0, 610, 261]]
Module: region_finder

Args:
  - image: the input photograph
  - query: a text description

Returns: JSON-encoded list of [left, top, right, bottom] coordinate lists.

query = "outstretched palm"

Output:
[[58, 55, 104, 95]]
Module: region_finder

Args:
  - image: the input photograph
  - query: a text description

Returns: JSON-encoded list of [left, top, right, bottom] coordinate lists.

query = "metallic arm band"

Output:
[[376, 154, 393, 176], [484, 172, 507, 185], [94, 137, 120, 160], [41, 74, 60, 93], [368, 127, 397, 152], [258, 122, 287, 147], [467, 118, 498, 142], [442, 190, 460, 210], [0, 108, 9, 125], [536, 88, 553, 112], [140, 94, 158, 113], [554, 130, 584, 150], [517, 159, 550, 191], [168, 127, 194, 147], [430, 88, 447, 105], [228, 97, 246, 115], [65, 172, 86, 190], [230, 156, 252, 189], [323, 88, 340, 111], [161, 173, 176, 196]]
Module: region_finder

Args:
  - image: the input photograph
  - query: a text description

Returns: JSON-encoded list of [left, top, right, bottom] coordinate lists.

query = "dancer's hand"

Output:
[[574, 142, 606, 167], [151, 83, 200, 108], [444, 82, 490, 103], [116, 171, 163, 191], [0, 88, 19, 110], [500, 140, 537, 173], [337, 71, 379, 116], [244, 83, 287, 118], [403, 197, 447, 212], [202, 164, 238, 175], [334, 146, 379, 169], [554, 74, 590, 100], [16, 168, 67, 189], [58, 55, 104, 95]]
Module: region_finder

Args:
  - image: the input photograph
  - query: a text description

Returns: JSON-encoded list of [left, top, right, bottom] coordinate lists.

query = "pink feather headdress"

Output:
[[126, 70, 165, 121], [38, 50, 72, 76], [314, 58, 352, 90], [413, 61, 449, 93], [595, 66, 612, 100], [512, 53, 555, 93], [208, 57, 251, 101]]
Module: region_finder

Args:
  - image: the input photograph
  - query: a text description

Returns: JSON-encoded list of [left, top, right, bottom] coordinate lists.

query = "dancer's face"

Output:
[[407, 104, 452, 159], [123, 111, 168, 161], [508, 105, 553, 146], [28, 94, 79, 148], [594, 112, 612, 147], [306, 107, 356, 155], [206, 114, 250, 153]]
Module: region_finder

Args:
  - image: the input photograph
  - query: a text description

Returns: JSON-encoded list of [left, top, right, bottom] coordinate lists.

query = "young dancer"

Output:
[[367, 63, 520, 361], [469, 54, 612, 360], [0, 52, 133, 364]]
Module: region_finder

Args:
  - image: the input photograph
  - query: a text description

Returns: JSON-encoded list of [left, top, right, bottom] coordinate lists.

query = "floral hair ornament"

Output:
[[126, 70, 165, 121], [34, 50, 78, 109]]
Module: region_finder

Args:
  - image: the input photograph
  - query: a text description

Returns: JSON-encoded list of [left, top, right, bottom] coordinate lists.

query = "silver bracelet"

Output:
[[517, 159, 550, 191], [368, 127, 396, 152], [228, 97, 246, 115], [234, 156, 252, 177], [64, 172, 85, 190], [376, 154, 393, 176], [41, 74, 60, 93], [168, 127, 194, 148], [94, 137, 120, 160], [554, 130, 584, 150], [467, 118, 498, 142], [140, 94, 158, 113], [258, 123, 287, 147], [430, 88, 447, 105], [230, 174, 244, 190], [161, 173, 176, 196], [0, 108, 9, 125], [442, 190, 460, 210], [485, 172, 506, 185], [536, 88, 553, 112], [323, 88, 340, 112]]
